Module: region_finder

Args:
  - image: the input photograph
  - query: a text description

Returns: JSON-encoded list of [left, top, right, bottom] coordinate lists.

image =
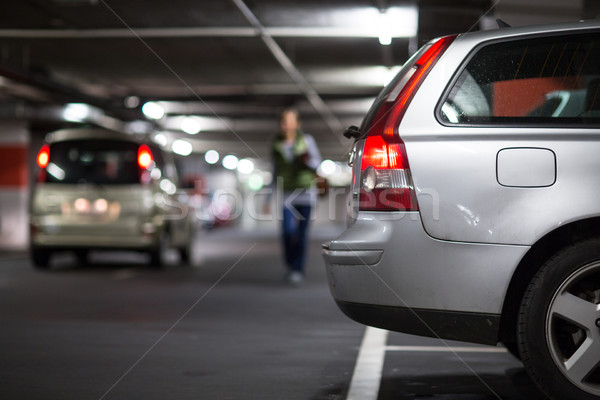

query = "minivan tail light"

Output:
[[138, 144, 153, 169], [359, 34, 456, 212], [37, 144, 50, 169]]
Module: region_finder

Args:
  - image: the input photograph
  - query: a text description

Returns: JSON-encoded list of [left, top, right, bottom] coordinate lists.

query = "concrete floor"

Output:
[[0, 226, 545, 400]]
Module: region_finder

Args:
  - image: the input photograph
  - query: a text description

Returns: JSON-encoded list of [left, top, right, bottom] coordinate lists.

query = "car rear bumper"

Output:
[[322, 212, 530, 344], [335, 301, 500, 345], [30, 217, 161, 250]]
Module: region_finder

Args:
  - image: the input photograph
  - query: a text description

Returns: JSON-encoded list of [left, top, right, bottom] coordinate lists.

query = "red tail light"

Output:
[[37, 144, 50, 168], [359, 35, 456, 212], [138, 144, 153, 169], [359, 135, 416, 211]]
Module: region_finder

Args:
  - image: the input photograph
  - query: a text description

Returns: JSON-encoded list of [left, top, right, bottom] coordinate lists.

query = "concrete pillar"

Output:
[[0, 120, 29, 250]]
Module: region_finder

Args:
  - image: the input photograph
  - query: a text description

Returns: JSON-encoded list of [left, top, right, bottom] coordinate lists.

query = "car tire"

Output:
[[75, 249, 89, 266], [149, 231, 168, 268], [502, 341, 521, 361], [178, 247, 190, 264], [518, 238, 600, 400], [31, 248, 51, 269]]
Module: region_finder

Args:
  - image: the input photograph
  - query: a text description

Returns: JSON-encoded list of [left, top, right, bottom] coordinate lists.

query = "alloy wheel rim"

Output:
[[545, 261, 600, 396]]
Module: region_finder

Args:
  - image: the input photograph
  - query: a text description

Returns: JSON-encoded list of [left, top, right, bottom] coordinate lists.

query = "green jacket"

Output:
[[272, 131, 316, 191]]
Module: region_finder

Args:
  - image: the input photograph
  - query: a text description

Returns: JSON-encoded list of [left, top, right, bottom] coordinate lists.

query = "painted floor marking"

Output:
[[346, 329, 509, 400], [346, 327, 388, 400], [385, 345, 507, 353]]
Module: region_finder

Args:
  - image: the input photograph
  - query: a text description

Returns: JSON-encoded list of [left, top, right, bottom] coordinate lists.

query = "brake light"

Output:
[[37, 144, 50, 168], [359, 135, 416, 211], [138, 144, 153, 169], [359, 35, 456, 211]]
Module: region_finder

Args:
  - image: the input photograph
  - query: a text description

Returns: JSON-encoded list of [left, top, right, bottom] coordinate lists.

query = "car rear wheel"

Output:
[[75, 249, 89, 266], [31, 248, 51, 269], [502, 341, 521, 360], [518, 239, 600, 400], [149, 230, 168, 268], [178, 247, 190, 264]]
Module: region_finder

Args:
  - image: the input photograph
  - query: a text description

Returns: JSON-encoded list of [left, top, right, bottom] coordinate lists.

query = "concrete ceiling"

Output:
[[0, 0, 595, 160]]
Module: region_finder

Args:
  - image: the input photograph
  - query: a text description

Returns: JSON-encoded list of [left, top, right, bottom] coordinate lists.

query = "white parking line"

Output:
[[346, 329, 509, 400], [385, 345, 507, 353], [346, 327, 388, 400]]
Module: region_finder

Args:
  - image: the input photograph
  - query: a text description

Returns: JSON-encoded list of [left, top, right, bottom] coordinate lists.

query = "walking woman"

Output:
[[272, 108, 322, 286]]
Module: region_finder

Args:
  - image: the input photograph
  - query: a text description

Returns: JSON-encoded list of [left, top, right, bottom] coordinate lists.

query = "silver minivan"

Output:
[[30, 128, 193, 268], [323, 21, 600, 400]]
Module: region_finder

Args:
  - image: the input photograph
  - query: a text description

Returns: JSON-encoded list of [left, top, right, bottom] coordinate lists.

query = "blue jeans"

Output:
[[282, 204, 311, 273]]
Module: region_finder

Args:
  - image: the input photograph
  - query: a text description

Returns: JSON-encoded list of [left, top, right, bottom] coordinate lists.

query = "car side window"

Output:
[[440, 31, 600, 125]]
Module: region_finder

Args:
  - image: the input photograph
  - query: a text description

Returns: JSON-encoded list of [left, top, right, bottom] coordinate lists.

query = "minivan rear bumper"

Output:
[[30, 218, 160, 250], [322, 212, 530, 344]]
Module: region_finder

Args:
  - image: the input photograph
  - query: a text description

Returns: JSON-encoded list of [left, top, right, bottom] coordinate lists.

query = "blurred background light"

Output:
[[63, 103, 90, 122], [222, 155, 239, 170], [171, 139, 193, 156], [237, 158, 255, 174], [318, 159, 337, 176], [153, 133, 168, 147], [124, 95, 140, 108], [142, 102, 165, 120], [247, 173, 264, 191], [181, 116, 201, 135], [378, 11, 392, 45], [205, 150, 220, 165], [160, 179, 177, 195]]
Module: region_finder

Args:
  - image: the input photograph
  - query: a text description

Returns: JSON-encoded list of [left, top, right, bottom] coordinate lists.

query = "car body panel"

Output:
[[324, 20, 600, 346], [324, 212, 529, 314], [398, 24, 600, 245]]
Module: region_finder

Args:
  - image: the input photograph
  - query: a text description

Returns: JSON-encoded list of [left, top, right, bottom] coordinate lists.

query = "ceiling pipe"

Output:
[[0, 62, 142, 121], [0, 26, 413, 39], [231, 0, 345, 139]]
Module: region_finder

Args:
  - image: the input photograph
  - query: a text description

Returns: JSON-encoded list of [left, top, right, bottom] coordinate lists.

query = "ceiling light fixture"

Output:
[[205, 150, 220, 164], [63, 103, 91, 122], [237, 158, 255, 174], [181, 116, 201, 135], [142, 102, 165, 120], [378, 11, 392, 45], [222, 155, 239, 170], [172, 139, 193, 156]]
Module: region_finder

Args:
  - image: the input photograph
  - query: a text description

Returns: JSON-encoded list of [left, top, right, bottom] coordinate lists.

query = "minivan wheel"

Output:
[[31, 248, 51, 269], [149, 231, 168, 267], [178, 247, 190, 264], [518, 239, 600, 400], [75, 249, 89, 266]]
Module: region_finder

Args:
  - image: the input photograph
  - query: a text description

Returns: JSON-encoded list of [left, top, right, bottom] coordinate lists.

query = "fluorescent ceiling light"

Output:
[[222, 155, 239, 170], [237, 159, 254, 174], [378, 12, 392, 45], [205, 150, 220, 164], [142, 102, 165, 120], [63, 103, 91, 122], [318, 159, 337, 176], [172, 139, 193, 156], [181, 116, 201, 135], [153, 133, 168, 147]]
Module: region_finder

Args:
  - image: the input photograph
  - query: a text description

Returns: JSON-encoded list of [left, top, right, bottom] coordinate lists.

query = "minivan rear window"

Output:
[[440, 31, 600, 125], [45, 140, 141, 185]]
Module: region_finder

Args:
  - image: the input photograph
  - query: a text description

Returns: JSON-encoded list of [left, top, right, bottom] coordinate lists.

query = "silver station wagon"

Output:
[[322, 21, 600, 400], [30, 128, 193, 268]]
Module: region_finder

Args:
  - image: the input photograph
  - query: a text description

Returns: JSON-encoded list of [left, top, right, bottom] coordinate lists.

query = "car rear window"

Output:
[[440, 31, 600, 125], [358, 42, 432, 137], [45, 140, 141, 185]]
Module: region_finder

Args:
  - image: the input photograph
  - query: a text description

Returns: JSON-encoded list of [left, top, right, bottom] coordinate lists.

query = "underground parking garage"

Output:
[[1, 1, 599, 400]]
